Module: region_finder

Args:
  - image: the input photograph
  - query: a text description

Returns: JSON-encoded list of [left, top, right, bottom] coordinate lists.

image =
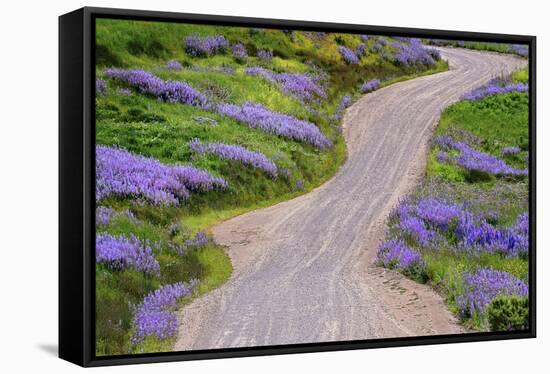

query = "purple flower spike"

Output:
[[216, 102, 332, 149], [457, 267, 528, 316], [96, 233, 160, 276], [338, 46, 359, 65], [131, 281, 197, 344], [96, 145, 227, 205], [190, 139, 278, 178]]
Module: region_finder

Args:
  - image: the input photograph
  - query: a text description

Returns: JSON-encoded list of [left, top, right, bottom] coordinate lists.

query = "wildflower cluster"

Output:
[[96, 145, 227, 205], [457, 267, 528, 316], [104, 69, 209, 108], [377, 239, 425, 274], [392, 38, 439, 66], [131, 281, 196, 344], [434, 136, 527, 177], [190, 139, 278, 177], [96, 233, 160, 276], [184, 34, 229, 57], [461, 77, 528, 101], [338, 45, 359, 65], [217, 102, 332, 149], [232, 43, 248, 60], [165, 60, 182, 71], [96, 78, 107, 96], [360, 79, 381, 93], [257, 49, 273, 61], [245, 66, 326, 101]]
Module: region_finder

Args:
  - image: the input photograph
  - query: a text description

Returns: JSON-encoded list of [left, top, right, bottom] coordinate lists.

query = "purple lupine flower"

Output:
[[295, 179, 304, 191], [166, 60, 182, 71], [96, 207, 137, 226], [502, 146, 521, 156], [184, 231, 209, 248], [377, 238, 425, 272], [355, 43, 367, 58], [415, 197, 463, 229], [104, 69, 209, 108], [360, 35, 369, 42], [131, 281, 196, 344], [510, 44, 528, 58], [216, 102, 332, 149], [96, 145, 227, 205], [331, 95, 353, 122], [232, 43, 248, 60], [461, 78, 529, 101], [96, 206, 116, 226], [392, 38, 436, 66], [96, 78, 107, 96], [184, 34, 229, 57], [96, 233, 160, 276], [118, 88, 133, 96], [436, 150, 450, 163], [398, 215, 437, 246], [454, 212, 529, 257], [434, 136, 527, 176], [453, 142, 528, 176], [338, 45, 359, 65], [190, 139, 278, 178], [246, 67, 326, 102], [360, 79, 381, 93], [457, 267, 528, 316], [257, 49, 273, 61]]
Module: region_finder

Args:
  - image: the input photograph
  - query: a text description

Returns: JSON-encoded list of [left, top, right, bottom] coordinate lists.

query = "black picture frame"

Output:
[[59, 6, 537, 367]]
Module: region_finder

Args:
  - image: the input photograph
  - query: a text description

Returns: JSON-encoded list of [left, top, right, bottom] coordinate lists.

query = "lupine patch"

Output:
[[245, 66, 326, 101], [96, 145, 227, 205], [232, 43, 247, 60], [360, 79, 380, 93], [96, 78, 107, 96], [355, 43, 367, 58], [389, 195, 529, 258], [166, 60, 182, 71], [434, 136, 527, 177], [257, 49, 273, 61], [184, 34, 229, 57], [96, 206, 137, 226], [338, 46, 359, 65], [96, 233, 160, 276], [377, 239, 425, 273], [104, 69, 209, 108], [502, 146, 521, 156], [184, 231, 209, 248], [216, 102, 332, 149], [190, 138, 278, 178], [331, 95, 353, 122], [461, 78, 528, 101], [131, 281, 196, 344], [392, 38, 438, 66], [510, 44, 528, 58], [457, 267, 528, 316]]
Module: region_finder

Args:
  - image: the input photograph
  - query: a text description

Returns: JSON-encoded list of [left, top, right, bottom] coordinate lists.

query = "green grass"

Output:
[[95, 19, 454, 354], [428, 92, 529, 181]]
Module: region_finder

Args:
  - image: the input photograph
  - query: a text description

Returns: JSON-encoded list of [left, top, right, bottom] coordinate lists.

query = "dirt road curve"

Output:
[[175, 48, 526, 350]]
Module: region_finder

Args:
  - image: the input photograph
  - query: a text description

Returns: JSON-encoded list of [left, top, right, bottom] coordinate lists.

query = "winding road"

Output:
[[175, 48, 526, 350]]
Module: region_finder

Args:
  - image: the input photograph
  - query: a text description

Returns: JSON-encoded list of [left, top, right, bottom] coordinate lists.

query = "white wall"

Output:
[[0, 0, 546, 372]]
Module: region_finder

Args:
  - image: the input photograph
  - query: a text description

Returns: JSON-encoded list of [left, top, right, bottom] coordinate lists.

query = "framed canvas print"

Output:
[[59, 6, 536, 367]]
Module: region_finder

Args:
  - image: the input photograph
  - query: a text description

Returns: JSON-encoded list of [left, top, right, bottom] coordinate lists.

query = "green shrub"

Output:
[[487, 295, 529, 331]]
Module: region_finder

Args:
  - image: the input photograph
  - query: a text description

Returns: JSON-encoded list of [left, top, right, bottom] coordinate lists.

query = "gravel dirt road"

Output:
[[175, 48, 526, 350]]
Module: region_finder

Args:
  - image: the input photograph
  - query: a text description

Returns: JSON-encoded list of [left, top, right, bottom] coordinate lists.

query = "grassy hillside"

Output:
[[377, 67, 530, 331], [94, 19, 450, 355]]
